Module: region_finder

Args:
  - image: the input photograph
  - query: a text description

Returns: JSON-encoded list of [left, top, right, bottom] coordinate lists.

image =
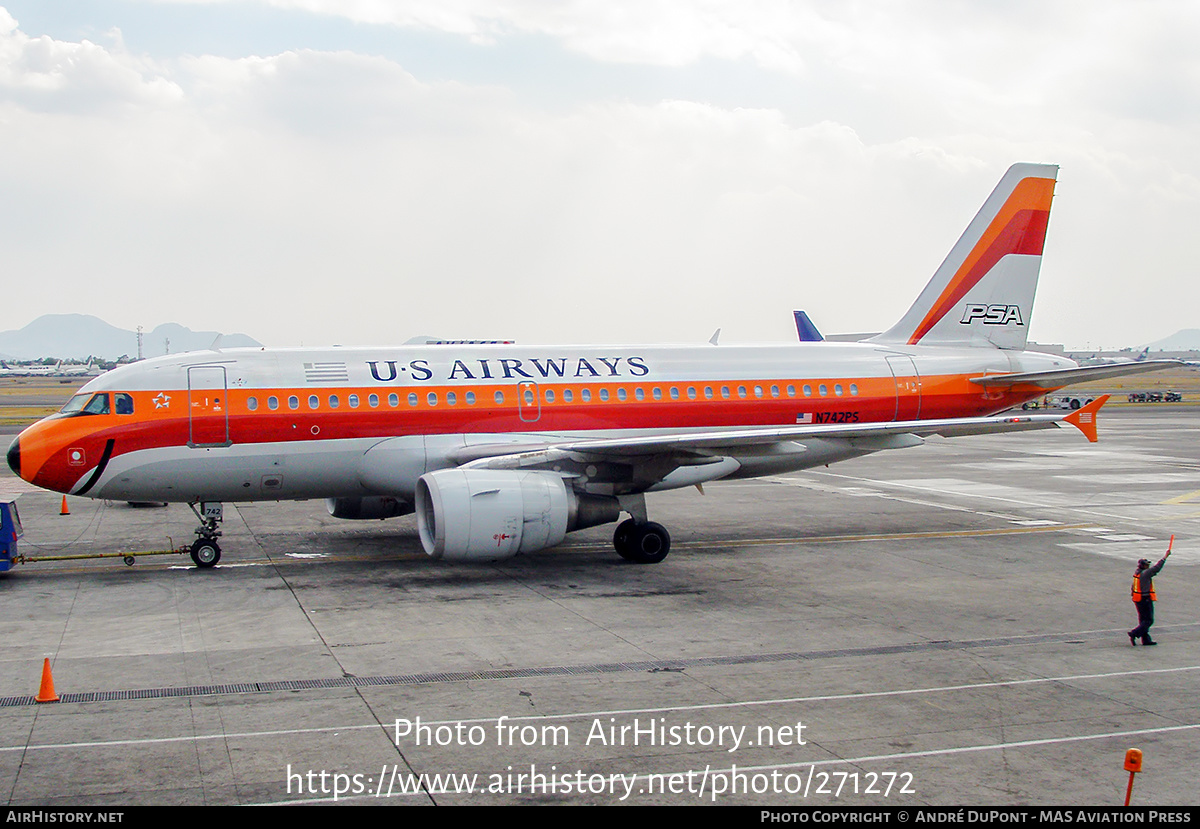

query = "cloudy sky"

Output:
[[2, 1, 1197, 350]]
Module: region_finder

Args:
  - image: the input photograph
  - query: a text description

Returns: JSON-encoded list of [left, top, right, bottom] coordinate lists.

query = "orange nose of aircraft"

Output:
[[6, 418, 95, 496]]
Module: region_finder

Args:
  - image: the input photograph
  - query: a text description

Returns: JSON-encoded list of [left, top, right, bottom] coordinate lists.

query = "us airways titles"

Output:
[[365, 356, 651, 383]]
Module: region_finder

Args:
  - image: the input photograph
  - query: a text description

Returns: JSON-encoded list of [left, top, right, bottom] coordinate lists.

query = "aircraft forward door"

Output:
[[188, 365, 232, 447], [885, 355, 922, 421]]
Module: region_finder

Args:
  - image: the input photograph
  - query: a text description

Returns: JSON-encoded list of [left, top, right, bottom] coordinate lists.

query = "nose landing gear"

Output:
[[188, 502, 223, 568]]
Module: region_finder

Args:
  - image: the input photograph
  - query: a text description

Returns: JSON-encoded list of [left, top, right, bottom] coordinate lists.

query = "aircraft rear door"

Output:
[[188, 365, 232, 447], [885, 355, 922, 421]]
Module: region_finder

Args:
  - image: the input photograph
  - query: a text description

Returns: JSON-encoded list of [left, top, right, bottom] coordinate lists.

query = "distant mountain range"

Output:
[[0, 315, 261, 361], [1143, 330, 1200, 351]]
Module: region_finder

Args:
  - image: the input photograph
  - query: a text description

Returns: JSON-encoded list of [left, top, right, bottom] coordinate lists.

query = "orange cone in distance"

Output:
[[59, 496, 69, 515], [36, 658, 59, 703]]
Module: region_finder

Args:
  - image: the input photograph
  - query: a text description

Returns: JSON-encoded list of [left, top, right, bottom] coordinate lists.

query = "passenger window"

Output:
[[562, 389, 572, 403], [544, 390, 554, 403], [368, 393, 379, 408], [834, 384, 843, 397], [247, 396, 258, 412], [466, 391, 476, 405], [494, 391, 505, 404], [447, 391, 457, 406], [670, 387, 680, 400], [408, 393, 418, 406], [115, 393, 134, 415], [721, 387, 730, 399], [635, 388, 644, 401], [850, 384, 859, 396], [268, 396, 279, 410], [787, 385, 796, 397], [329, 395, 340, 408], [308, 395, 319, 409], [388, 393, 399, 407], [704, 387, 714, 399], [348, 394, 359, 408], [581, 389, 591, 402], [687, 387, 697, 400], [737, 386, 747, 399], [428, 392, 438, 406], [819, 384, 828, 396], [288, 396, 299, 410], [599, 389, 609, 401], [617, 388, 627, 401], [653, 388, 663, 400], [770, 385, 779, 398], [803, 385, 812, 397]]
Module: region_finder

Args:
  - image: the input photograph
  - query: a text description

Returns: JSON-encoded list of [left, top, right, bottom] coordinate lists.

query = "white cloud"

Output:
[[0, 3, 1198, 349]]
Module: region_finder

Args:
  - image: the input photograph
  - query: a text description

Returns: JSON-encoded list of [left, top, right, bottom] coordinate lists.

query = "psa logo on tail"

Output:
[[960, 304, 1024, 326]]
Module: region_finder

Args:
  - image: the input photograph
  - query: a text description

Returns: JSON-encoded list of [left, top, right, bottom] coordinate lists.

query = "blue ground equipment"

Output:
[[0, 499, 22, 571]]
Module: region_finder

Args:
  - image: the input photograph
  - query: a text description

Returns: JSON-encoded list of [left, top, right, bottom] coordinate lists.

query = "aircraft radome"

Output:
[[5, 164, 1179, 568]]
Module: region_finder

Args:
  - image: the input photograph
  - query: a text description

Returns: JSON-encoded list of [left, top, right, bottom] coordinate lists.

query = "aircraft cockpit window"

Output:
[[82, 393, 111, 415], [115, 393, 134, 415], [59, 394, 91, 415]]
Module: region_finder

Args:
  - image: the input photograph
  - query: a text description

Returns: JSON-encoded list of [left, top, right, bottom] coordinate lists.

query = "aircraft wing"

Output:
[[969, 360, 1181, 389], [455, 397, 1109, 490]]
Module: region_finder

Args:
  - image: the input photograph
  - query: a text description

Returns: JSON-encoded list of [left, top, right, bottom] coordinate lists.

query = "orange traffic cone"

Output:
[[36, 658, 59, 703], [59, 496, 69, 515]]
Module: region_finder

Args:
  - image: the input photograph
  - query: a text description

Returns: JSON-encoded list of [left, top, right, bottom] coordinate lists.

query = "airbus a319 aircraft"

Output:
[[6, 164, 1177, 568]]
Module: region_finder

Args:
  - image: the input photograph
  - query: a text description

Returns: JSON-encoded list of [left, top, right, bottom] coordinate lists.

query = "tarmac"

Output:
[[0, 406, 1197, 806]]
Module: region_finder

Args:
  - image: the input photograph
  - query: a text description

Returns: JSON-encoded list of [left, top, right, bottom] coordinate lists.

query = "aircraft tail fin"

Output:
[[793, 311, 824, 342], [870, 163, 1058, 350]]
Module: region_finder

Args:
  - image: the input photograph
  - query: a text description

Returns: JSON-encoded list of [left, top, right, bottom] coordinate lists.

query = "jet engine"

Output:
[[326, 496, 413, 520], [415, 469, 620, 561]]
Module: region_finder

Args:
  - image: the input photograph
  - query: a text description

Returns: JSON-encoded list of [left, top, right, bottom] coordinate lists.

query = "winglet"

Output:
[[1063, 394, 1110, 443]]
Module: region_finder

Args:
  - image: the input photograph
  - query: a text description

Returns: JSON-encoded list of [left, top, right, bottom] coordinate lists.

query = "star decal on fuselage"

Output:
[[153, 392, 171, 409]]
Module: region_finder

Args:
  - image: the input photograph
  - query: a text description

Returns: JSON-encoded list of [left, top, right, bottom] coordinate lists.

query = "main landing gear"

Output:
[[611, 494, 671, 564], [187, 502, 223, 568]]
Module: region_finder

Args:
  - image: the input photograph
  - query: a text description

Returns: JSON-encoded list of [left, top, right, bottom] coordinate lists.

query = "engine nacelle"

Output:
[[325, 496, 413, 520], [415, 469, 619, 562]]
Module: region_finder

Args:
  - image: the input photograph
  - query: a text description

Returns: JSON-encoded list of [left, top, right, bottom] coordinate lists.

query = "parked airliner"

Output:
[[5, 164, 1178, 567]]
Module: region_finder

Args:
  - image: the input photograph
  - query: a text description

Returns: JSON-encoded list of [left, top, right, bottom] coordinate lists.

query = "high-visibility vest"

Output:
[[1131, 575, 1156, 602]]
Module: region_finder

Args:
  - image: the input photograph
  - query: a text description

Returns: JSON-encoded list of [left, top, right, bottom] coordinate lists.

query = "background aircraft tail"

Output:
[[870, 163, 1058, 350]]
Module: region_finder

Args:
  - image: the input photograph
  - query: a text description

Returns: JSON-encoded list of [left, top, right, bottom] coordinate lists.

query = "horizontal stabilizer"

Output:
[[969, 360, 1181, 389]]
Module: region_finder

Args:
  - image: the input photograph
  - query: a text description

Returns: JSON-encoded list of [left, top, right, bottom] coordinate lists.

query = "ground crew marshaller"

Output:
[[1129, 546, 1172, 646]]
